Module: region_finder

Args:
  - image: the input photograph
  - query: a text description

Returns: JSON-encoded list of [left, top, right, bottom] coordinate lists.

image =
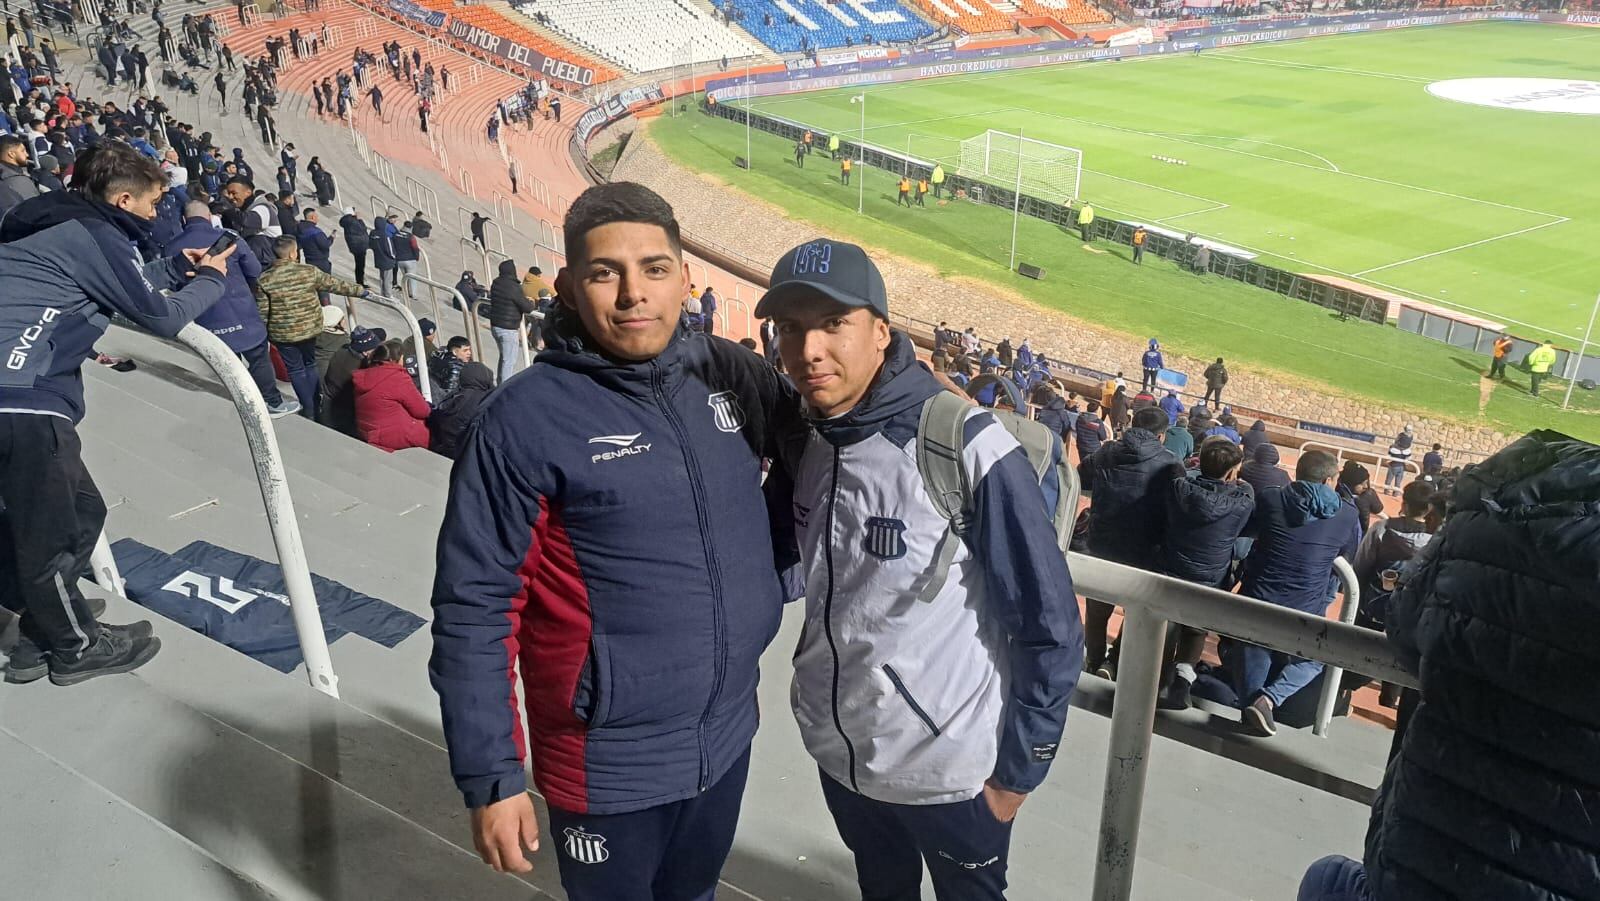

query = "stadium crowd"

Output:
[[1, 6, 1595, 901]]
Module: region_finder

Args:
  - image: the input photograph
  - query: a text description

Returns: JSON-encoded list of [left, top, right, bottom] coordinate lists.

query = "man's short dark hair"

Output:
[[272, 235, 299, 258], [70, 142, 166, 203], [1131, 407, 1169, 434], [0, 134, 26, 156], [1401, 480, 1436, 516], [1198, 437, 1243, 479], [447, 335, 472, 350], [563, 182, 681, 264], [225, 175, 254, 190], [1297, 450, 1339, 483], [303, 207, 318, 217]]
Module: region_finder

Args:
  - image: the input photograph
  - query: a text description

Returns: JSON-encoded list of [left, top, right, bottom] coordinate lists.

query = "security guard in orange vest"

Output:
[[916, 177, 929, 207], [1132, 225, 1147, 265], [897, 174, 912, 207], [841, 156, 852, 186]]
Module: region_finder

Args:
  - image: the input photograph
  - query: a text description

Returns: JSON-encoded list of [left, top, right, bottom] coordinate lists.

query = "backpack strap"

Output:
[[915, 392, 973, 604]]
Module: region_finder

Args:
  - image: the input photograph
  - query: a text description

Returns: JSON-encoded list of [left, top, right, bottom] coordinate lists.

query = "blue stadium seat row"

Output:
[[719, 0, 934, 52]]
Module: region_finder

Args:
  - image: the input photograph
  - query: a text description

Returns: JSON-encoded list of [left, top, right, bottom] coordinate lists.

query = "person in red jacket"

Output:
[[352, 342, 431, 452]]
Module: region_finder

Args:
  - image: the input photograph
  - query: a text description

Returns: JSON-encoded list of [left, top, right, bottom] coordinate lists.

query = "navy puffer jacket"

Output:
[[1364, 429, 1600, 901], [1079, 428, 1182, 568], [1161, 475, 1254, 587]]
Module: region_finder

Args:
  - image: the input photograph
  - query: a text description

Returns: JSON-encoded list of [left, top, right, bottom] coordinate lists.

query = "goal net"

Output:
[[957, 130, 1084, 204]]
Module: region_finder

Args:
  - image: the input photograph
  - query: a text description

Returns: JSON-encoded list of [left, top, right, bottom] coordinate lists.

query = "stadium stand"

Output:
[[404, 0, 620, 85], [721, 0, 935, 52], [510, 0, 765, 73], [904, 0, 1010, 33], [1018, 0, 1113, 27]]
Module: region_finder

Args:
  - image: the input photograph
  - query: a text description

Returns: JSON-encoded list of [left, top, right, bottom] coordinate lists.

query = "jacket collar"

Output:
[[536, 304, 693, 398]]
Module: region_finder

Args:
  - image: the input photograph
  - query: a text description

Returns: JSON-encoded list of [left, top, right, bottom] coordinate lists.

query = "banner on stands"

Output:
[[387, 0, 445, 28], [447, 19, 597, 85]]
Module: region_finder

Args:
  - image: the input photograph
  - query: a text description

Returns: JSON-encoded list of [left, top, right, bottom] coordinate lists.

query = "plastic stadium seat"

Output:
[[721, 0, 934, 53], [905, 0, 1009, 33], [511, 0, 764, 73]]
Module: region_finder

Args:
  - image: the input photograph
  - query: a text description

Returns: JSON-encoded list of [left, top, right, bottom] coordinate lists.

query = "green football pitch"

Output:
[[648, 21, 1600, 439]]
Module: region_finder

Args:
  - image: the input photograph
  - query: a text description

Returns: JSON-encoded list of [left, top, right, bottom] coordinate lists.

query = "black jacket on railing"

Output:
[[1364, 429, 1600, 901]]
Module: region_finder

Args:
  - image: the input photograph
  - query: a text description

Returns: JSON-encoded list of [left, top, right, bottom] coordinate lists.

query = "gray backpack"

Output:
[[913, 384, 1079, 603]]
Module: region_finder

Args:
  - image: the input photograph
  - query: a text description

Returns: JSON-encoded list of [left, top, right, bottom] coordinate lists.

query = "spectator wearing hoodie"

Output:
[[1383, 425, 1414, 494], [1205, 413, 1241, 445], [1163, 414, 1195, 462], [1203, 357, 1227, 406], [1239, 443, 1291, 497], [1158, 437, 1254, 709], [1241, 419, 1269, 454], [1351, 480, 1436, 635], [427, 361, 494, 458], [699, 284, 718, 335], [370, 213, 399, 297], [1158, 389, 1183, 425], [1140, 338, 1163, 392], [455, 270, 488, 310], [171, 201, 299, 418], [1034, 386, 1073, 444], [1300, 430, 1600, 901], [1224, 450, 1360, 736], [338, 207, 369, 286], [392, 217, 420, 296], [1078, 406, 1184, 677], [1337, 461, 1385, 534], [297, 208, 333, 273], [353, 342, 431, 452], [487, 258, 533, 384]]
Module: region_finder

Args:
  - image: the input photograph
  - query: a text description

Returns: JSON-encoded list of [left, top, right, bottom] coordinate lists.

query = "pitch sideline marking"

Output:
[[1203, 51, 1435, 84], [1353, 217, 1571, 276], [1150, 131, 1342, 172]]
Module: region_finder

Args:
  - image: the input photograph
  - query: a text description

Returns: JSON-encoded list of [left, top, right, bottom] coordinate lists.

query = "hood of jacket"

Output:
[[1099, 426, 1170, 469], [1249, 420, 1267, 436], [1283, 480, 1343, 526], [0, 189, 154, 246], [810, 331, 941, 447], [456, 360, 495, 393], [1170, 475, 1255, 526], [1251, 443, 1281, 466], [496, 258, 518, 279]]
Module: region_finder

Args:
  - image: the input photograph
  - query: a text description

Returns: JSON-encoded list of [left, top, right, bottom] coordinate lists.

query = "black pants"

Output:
[[1141, 367, 1158, 391], [1488, 356, 1507, 379], [240, 340, 285, 406], [546, 748, 750, 900], [1204, 386, 1223, 406], [819, 771, 1013, 901], [350, 246, 367, 285], [0, 414, 106, 655], [841, 170, 850, 185]]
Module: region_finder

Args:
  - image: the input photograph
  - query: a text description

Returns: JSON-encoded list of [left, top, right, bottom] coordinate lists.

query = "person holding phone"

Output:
[[0, 142, 234, 686]]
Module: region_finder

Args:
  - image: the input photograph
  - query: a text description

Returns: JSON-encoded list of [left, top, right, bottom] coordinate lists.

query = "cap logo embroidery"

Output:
[[792, 242, 832, 275]]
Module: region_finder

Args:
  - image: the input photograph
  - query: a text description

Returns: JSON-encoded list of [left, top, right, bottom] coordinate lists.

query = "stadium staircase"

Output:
[[3, 7, 1411, 899]]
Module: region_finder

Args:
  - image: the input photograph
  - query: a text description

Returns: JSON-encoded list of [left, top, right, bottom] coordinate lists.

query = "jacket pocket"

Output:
[[882, 663, 941, 737], [570, 637, 611, 727]]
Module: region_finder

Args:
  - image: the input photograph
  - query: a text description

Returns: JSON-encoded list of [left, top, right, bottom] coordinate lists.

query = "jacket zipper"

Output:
[[881, 663, 941, 737], [823, 447, 861, 790], [652, 361, 726, 792]]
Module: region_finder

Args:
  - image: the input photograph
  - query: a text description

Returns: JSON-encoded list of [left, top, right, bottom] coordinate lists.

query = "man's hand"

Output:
[[182, 243, 236, 277], [471, 793, 540, 873], [982, 779, 1027, 823]]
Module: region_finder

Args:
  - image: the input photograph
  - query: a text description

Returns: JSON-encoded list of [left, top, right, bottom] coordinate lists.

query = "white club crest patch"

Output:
[[708, 390, 745, 433], [563, 826, 610, 864]]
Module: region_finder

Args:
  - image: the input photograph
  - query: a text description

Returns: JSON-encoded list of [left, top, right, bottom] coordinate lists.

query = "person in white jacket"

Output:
[[759, 238, 1083, 900]]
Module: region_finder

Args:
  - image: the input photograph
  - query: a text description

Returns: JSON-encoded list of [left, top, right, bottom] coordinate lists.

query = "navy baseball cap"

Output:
[[756, 239, 888, 320]]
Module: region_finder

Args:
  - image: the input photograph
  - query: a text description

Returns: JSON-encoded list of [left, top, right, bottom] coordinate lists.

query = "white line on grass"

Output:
[[1204, 51, 1436, 84], [1353, 217, 1571, 275], [1157, 203, 1231, 223], [1151, 132, 1342, 172]]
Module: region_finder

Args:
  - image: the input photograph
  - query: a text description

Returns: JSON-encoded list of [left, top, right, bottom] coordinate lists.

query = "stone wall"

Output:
[[613, 132, 1518, 461]]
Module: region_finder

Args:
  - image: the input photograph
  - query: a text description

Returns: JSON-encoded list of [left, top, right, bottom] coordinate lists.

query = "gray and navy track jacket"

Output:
[[789, 334, 1083, 804], [0, 192, 225, 422]]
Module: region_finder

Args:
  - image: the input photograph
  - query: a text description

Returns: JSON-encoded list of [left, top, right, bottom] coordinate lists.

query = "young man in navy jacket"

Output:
[[429, 183, 800, 900]]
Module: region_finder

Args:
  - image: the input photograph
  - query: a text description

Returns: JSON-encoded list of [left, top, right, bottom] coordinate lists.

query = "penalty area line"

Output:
[[1352, 217, 1570, 276]]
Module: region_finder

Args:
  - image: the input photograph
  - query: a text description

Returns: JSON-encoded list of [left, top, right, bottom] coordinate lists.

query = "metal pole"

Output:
[[173, 322, 340, 699], [1561, 289, 1600, 410], [1090, 605, 1167, 901], [1009, 128, 1024, 273], [1313, 556, 1360, 738], [744, 61, 751, 170], [856, 95, 865, 215]]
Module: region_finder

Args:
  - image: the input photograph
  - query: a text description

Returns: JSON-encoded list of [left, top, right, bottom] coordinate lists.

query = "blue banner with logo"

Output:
[[388, 0, 446, 29], [112, 539, 425, 673]]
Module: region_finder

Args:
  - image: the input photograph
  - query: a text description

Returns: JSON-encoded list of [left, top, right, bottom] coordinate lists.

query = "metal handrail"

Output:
[[406, 271, 482, 361], [405, 175, 440, 222], [492, 189, 516, 228], [347, 292, 435, 403], [1314, 557, 1361, 738], [459, 167, 476, 199], [1078, 553, 1415, 901]]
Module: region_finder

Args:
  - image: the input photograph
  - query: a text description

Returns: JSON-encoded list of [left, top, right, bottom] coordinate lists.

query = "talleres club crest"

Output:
[[563, 826, 610, 864]]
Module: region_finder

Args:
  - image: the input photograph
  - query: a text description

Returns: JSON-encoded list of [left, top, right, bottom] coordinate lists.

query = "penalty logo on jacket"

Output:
[[707, 390, 745, 433], [563, 827, 610, 864]]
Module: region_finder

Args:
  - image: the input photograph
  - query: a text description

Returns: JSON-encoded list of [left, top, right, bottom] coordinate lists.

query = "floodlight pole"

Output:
[[852, 94, 866, 215], [1561, 289, 1600, 410], [744, 61, 751, 170], [1009, 128, 1024, 273]]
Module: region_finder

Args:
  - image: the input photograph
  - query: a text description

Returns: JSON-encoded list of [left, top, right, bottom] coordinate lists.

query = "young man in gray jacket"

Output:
[[760, 239, 1083, 900]]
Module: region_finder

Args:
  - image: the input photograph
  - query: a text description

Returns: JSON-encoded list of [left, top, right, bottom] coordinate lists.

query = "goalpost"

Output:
[[957, 129, 1085, 204]]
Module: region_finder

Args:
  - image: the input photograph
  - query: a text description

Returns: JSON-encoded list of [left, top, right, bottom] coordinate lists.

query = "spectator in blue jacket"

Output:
[[1158, 437, 1253, 709], [1079, 406, 1184, 678], [1159, 389, 1184, 424], [1299, 430, 1600, 901], [1222, 450, 1360, 736], [1205, 412, 1242, 444], [172, 201, 298, 418], [1141, 337, 1163, 392], [1074, 401, 1108, 459], [698, 283, 718, 335], [0, 142, 233, 686], [296, 208, 333, 273], [429, 183, 802, 899], [761, 238, 1081, 901]]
